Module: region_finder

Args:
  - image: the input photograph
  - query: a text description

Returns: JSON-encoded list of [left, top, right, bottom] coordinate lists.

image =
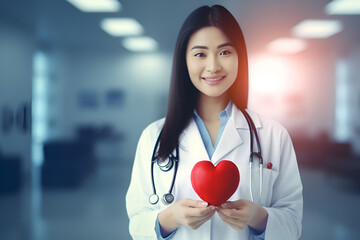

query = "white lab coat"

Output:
[[126, 105, 303, 240]]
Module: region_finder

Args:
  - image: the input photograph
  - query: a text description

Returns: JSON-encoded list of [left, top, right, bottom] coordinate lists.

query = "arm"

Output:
[[126, 125, 216, 239], [262, 130, 303, 240], [126, 128, 161, 239]]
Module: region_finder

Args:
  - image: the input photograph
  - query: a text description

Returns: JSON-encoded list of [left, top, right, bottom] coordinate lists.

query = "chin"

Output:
[[202, 90, 229, 99]]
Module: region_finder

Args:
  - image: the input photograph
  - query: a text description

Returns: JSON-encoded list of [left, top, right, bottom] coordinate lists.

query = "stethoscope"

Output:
[[241, 109, 263, 203], [149, 130, 180, 205], [149, 110, 263, 205]]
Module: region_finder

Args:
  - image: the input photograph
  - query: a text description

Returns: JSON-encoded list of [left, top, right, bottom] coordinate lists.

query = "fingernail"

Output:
[[221, 203, 228, 208], [200, 202, 208, 207]]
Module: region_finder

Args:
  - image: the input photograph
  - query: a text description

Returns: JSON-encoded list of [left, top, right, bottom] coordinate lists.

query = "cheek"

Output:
[[186, 59, 200, 78], [229, 58, 238, 78]]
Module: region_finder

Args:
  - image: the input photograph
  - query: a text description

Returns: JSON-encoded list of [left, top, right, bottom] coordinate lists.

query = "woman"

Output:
[[126, 5, 303, 240]]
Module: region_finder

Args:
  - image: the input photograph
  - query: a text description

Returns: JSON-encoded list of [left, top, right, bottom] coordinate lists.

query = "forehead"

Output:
[[187, 26, 231, 49]]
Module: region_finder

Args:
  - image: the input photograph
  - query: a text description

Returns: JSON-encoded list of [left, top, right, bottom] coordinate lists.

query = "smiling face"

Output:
[[186, 26, 238, 100]]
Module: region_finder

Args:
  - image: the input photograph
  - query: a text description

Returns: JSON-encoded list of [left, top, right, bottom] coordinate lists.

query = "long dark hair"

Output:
[[157, 5, 249, 160]]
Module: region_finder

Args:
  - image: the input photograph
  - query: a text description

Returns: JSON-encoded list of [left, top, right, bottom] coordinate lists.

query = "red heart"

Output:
[[191, 160, 240, 206]]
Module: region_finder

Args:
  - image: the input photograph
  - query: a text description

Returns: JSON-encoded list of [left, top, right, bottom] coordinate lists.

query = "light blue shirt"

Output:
[[155, 102, 265, 239], [193, 102, 232, 159]]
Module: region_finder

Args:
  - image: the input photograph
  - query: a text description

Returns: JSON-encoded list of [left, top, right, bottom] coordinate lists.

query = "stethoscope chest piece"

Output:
[[162, 193, 174, 204], [149, 194, 159, 205]]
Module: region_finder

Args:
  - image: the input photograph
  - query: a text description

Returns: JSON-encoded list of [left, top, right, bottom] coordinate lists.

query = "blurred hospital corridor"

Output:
[[1, 0, 360, 239]]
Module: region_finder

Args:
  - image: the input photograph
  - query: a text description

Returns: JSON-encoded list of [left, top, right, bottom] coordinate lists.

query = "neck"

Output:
[[196, 93, 229, 122]]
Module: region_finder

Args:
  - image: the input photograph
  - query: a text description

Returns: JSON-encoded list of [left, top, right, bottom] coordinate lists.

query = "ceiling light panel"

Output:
[[66, 0, 121, 12], [122, 37, 158, 52], [325, 0, 360, 15], [267, 38, 307, 54], [292, 19, 343, 38], [101, 18, 144, 37]]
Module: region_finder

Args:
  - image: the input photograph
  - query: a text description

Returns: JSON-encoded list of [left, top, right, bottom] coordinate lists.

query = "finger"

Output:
[[191, 210, 216, 229], [184, 209, 215, 230], [217, 211, 246, 231], [193, 207, 216, 219], [217, 209, 235, 222], [186, 207, 216, 228], [217, 209, 242, 225], [182, 199, 209, 208], [217, 208, 239, 218], [187, 205, 216, 217], [218, 205, 249, 221], [221, 200, 244, 209]]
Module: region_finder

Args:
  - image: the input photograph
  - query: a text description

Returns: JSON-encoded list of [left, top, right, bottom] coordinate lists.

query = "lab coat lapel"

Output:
[[211, 110, 243, 165], [233, 108, 262, 130], [180, 118, 210, 161]]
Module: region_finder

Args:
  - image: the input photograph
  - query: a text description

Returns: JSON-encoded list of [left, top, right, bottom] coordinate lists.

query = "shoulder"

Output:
[[134, 118, 165, 154], [239, 108, 291, 141], [251, 110, 287, 131], [139, 118, 165, 143]]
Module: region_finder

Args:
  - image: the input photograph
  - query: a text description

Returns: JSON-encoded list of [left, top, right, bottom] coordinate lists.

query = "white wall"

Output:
[[0, 22, 33, 175], [58, 50, 172, 164]]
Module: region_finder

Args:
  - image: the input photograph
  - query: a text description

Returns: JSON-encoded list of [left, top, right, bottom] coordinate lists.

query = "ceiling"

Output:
[[0, 0, 359, 56]]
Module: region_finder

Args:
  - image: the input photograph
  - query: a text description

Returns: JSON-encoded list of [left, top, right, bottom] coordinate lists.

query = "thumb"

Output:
[[197, 201, 209, 208], [221, 199, 248, 209], [183, 199, 208, 208], [221, 201, 233, 209], [221, 200, 244, 209]]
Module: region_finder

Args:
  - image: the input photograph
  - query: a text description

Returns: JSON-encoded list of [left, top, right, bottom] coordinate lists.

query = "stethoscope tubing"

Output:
[[149, 130, 179, 205], [241, 110, 263, 204], [150, 109, 263, 205], [150, 130, 162, 196]]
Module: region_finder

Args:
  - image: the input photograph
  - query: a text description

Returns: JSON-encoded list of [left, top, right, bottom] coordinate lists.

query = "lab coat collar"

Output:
[[211, 104, 261, 164], [211, 113, 243, 164], [180, 118, 210, 161], [180, 104, 262, 164], [232, 104, 262, 129]]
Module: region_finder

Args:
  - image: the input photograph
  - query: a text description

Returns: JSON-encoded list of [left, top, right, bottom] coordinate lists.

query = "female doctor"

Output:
[[126, 5, 303, 240]]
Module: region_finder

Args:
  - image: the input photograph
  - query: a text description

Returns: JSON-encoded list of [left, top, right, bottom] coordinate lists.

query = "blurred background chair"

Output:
[[0, 150, 22, 194]]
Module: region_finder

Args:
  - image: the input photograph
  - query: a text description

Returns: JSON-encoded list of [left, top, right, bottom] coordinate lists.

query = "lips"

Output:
[[202, 75, 225, 85]]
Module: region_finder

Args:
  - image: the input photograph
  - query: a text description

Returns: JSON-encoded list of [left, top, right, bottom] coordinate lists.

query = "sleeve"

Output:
[[155, 216, 177, 239], [248, 226, 265, 240], [126, 127, 162, 240], [263, 129, 303, 240]]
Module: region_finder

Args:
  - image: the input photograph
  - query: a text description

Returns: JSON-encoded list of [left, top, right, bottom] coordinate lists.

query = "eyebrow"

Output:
[[190, 42, 234, 51]]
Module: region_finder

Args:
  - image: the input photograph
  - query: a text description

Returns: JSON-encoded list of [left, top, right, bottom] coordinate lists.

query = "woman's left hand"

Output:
[[216, 199, 268, 232]]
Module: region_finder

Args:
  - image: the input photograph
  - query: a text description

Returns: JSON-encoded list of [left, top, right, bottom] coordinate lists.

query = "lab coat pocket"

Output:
[[259, 168, 278, 207]]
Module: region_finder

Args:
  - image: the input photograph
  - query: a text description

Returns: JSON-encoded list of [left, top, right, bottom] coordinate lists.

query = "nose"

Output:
[[206, 56, 221, 73]]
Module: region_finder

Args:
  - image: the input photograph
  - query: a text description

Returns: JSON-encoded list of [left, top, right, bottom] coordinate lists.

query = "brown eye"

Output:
[[220, 50, 231, 56], [194, 52, 206, 57]]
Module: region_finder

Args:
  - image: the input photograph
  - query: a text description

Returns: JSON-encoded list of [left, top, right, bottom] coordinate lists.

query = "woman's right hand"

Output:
[[158, 199, 216, 235]]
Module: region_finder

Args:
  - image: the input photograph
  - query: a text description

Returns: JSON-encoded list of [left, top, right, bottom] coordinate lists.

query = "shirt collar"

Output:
[[193, 101, 233, 120]]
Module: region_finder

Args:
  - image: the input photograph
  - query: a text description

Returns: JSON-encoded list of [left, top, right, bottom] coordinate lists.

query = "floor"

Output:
[[1, 161, 360, 240]]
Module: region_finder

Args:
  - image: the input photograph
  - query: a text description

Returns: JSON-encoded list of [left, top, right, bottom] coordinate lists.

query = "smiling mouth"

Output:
[[202, 76, 225, 81]]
